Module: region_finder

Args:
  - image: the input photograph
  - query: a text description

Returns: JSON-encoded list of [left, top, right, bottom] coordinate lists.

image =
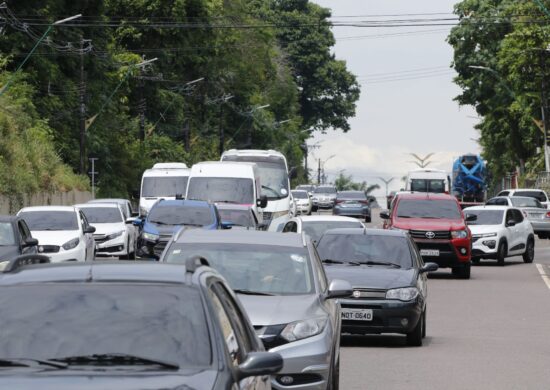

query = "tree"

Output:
[[335, 172, 377, 192]]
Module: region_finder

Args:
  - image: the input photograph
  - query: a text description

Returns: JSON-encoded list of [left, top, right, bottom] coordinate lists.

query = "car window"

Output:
[[512, 209, 524, 223], [505, 210, 515, 225], [513, 191, 547, 202], [17, 221, 29, 243], [510, 197, 542, 208], [498, 191, 510, 196], [0, 222, 16, 246], [283, 221, 297, 233], [79, 211, 90, 231], [301, 221, 363, 242], [311, 246, 328, 292], [396, 199, 461, 220]]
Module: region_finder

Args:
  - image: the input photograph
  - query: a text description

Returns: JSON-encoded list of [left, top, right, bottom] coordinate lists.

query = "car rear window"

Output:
[[510, 197, 543, 208], [79, 207, 123, 223], [292, 191, 308, 199], [396, 199, 461, 220], [338, 192, 366, 200], [148, 205, 214, 226], [302, 221, 363, 241], [513, 191, 547, 202]]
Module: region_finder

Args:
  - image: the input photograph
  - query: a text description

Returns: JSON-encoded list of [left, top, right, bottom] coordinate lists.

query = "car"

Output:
[[291, 190, 312, 215], [486, 196, 550, 239], [316, 228, 438, 346], [17, 206, 96, 262], [0, 257, 283, 389], [333, 191, 371, 222], [281, 215, 364, 242], [87, 198, 138, 219], [311, 186, 337, 211], [295, 184, 316, 197], [496, 188, 550, 209], [0, 215, 38, 262], [134, 199, 228, 259], [380, 192, 474, 279], [75, 203, 137, 259], [216, 203, 259, 230], [160, 229, 352, 390], [267, 214, 291, 232], [464, 205, 535, 265]]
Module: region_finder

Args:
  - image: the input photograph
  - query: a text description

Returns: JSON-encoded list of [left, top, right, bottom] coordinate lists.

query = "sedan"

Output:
[[333, 191, 371, 222], [316, 228, 438, 346]]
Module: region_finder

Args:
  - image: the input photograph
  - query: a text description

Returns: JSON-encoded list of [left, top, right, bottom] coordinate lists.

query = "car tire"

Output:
[[523, 237, 535, 263], [406, 312, 423, 347], [422, 309, 427, 338], [472, 258, 480, 265], [496, 240, 507, 266], [365, 216, 371, 223], [452, 263, 471, 279]]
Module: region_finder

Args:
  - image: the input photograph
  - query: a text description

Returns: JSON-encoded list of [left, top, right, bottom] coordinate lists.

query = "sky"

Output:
[[309, 0, 480, 197]]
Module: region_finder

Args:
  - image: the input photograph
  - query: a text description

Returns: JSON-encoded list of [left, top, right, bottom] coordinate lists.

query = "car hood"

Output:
[[145, 223, 216, 236], [393, 218, 465, 231], [0, 368, 216, 390], [238, 294, 323, 326], [89, 222, 126, 235], [324, 265, 416, 290], [30, 230, 81, 246], [0, 246, 20, 262], [468, 224, 502, 235]]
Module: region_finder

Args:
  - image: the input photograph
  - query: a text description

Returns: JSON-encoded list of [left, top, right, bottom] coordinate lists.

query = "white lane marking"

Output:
[[535, 264, 550, 290]]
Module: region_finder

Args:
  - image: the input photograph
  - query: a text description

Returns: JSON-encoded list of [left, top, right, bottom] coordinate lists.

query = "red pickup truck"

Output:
[[381, 192, 474, 279]]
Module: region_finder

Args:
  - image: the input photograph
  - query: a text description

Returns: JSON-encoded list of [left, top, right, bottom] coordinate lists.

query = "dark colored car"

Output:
[[0, 215, 38, 263], [0, 259, 282, 389], [316, 228, 438, 346], [333, 191, 371, 222]]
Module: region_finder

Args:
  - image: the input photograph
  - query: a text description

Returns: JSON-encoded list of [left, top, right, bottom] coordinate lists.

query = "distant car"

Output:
[[316, 228, 438, 346], [17, 206, 96, 262], [281, 215, 364, 242], [486, 196, 550, 239], [291, 190, 312, 215], [496, 188, 550, 209], [161, 229, 352, 390], [333, 191, 371, 222], [75, 203, 137, 259], [87, 198, 137, 219], [295, 184, 316, 196], [464, 205, 535, 265], [0, 216, 38, 263], [311, 185, 337, 211], [216, 203, 259, 230], [0, 260, 282, 389]]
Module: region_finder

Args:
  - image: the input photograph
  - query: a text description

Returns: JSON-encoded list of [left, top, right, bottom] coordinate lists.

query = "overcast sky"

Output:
[[309, 0, 480, 197]]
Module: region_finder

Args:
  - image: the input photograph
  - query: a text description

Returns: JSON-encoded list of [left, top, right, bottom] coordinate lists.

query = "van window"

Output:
[[142, 176, 188, 198], [410, 179, 445, 193], [187, 178, 254, 204], [513, 191, 547, 203]]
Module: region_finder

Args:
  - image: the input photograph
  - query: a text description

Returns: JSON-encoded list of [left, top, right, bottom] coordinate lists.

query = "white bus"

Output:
[[139, 163, 190, 216], [221, 149, 291, 224]]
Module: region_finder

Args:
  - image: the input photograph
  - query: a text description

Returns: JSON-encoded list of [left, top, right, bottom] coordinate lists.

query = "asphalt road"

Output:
[[337, 210, 550, 390]]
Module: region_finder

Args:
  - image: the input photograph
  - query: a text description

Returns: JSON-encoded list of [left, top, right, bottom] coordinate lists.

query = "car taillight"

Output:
[[335, 200, 343, 204], [546, 211, 550, 218], [359, 200, 369, 205]]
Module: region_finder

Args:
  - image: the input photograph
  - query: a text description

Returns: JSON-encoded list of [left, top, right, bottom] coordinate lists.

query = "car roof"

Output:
[[292, 190, 308, 193], [295, 215, 363, 223], [175, 229, 306, 248], [0, 215, 18, 223], [503, 188, 546, 193], [396, 192, 456, 200], [465, 205, 510, 211], [74, 203, 120, 209], [18, 206, 76, 213], [322, 227, 407, 238]]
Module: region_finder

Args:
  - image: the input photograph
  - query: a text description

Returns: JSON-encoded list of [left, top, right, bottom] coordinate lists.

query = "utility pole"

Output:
[[541, 52, 550, 172], [78, 38, 90, 175], [138, 65, 146, 142], [318, 159, 321, 185], [218, 94, 233, 156], [183, 119, 190, 153], [378, 177, 395, 198], [88, 157, 99, 199]]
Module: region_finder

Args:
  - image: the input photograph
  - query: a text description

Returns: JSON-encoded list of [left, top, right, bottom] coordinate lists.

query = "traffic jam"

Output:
[[0, 149, 545, 389]]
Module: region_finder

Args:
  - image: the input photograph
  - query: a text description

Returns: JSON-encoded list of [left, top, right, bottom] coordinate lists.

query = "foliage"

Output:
[[334, 172, 379, 192]]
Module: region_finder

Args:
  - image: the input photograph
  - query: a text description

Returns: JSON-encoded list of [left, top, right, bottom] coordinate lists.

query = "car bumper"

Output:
[[529, 220, 550, 233], [296, 204, 312, 213], [95, 236, 127, 256], [40, 243, 87, 262], [413, 238, 471, 267], [471, 237, 498, 258], [339, 298, 422, 335]]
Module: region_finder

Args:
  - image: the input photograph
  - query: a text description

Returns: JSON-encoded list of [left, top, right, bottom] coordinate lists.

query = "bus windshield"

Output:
[[141, 176, 188, 198]]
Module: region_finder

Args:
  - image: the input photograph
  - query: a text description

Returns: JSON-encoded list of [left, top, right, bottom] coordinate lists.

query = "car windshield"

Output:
[[165, 244, 314, 295], [148, 205, 214, 226], [511, 195, 545, 207], [466, 210, 504, 226], [410, 179, 446, 193], [396, 199, 461, 220], [141, 176, 188, 198], [19, 211, 78, 231], [292, 191, 308, 199], [0, 284, 211, 368], [314, 187, 336, 194], [338, 192, 366, 200], [317, 234, 413, 267], [302, 221, 363, 241], [79, 207, 123, 223], [218, 209, 255, 228], [0, 223, 15, 246], [513, 191, 547, 202], [187, 177, 254, 204]]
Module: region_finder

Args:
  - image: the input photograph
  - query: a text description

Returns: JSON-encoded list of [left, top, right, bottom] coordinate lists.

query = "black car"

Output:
[[333, 191, 371, 222], [0, 215, 38, 263], [316, 228, 438, 346], [0, 259, 282, 389]]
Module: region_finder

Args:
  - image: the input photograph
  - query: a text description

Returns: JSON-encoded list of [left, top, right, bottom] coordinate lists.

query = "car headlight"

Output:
[[280, 317, 327, 342], [0, 261, 9, 272], [386, 287, 419, 301], [476, 233, 497, 238], [142, 232, 159, 242], [62, 237, 80, 250], [106, 231, 124, 240], [451, 230, 468, 239]]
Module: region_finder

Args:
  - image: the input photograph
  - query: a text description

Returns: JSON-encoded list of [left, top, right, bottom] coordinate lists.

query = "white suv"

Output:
[[496, 188, 550, 209], [464, 205, 534, 265]]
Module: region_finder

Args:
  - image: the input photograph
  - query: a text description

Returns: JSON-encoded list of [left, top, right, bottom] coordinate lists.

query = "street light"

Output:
[[0, 12, 82, 96], [246, 104, 270, 146], [318, 154, 335, 184], [378, 177, 395, 198]]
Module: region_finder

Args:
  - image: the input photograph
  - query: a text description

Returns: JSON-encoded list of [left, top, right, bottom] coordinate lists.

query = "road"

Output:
[[338, 210, 550, 390]]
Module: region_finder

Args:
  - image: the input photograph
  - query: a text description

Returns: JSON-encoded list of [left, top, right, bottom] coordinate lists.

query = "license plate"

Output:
[[420, 249, 440, 257], [341, 308, 373, 321]]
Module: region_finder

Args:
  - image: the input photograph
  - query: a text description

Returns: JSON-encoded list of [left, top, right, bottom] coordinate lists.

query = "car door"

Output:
[[512, 209, 530, 250], [504, 209, 521, 253], [79, 211, 95, 259]]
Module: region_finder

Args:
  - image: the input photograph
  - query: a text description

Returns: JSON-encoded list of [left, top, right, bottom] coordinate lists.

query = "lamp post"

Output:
[[378, 177, 395, 198], [246, 104, 270, 146], [318, 154, 335, 184]]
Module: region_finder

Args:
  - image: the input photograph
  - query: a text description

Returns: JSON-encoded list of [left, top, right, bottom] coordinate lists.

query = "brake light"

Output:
[[336, 199, 343, 204], [546, 212, 550, 218]]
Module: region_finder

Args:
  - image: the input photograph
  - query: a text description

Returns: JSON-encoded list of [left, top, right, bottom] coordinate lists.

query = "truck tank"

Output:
[[452, 154, 487, 203]]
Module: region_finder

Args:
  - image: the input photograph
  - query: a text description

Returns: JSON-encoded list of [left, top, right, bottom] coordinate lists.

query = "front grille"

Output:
[[38, 245, 60, 253], [153, 235, 172, 256], [93, 234, 108, 243], [410, 230, 451, 239]]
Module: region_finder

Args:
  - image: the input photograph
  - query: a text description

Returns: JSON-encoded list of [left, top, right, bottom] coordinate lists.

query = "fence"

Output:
[[0, 190, 93, 215]]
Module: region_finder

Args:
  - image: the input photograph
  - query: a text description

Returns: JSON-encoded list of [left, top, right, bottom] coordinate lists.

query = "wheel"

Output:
[[472, 258, 480, 265], [452, 263, 470, 279], [421, 309, 427, 338], [523, 237, 535, 263], [496, 240, 507, 266], [406, 311, 423, 347], [365, 216, 371, 223]]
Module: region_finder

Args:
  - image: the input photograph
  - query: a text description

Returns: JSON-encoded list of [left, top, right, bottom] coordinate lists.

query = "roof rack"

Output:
[[186, 256, 210, 273], [1, 254, 50, 273]]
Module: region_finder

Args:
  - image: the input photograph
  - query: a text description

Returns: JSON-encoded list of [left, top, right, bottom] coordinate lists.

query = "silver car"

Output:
[[486, 196, 550, 238], [161, 229, 352, 390]]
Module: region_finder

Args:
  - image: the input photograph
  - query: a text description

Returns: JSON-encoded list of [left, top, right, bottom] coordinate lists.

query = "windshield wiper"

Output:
[[50, 354, 179, 369], [352, 261, 402, 268], [0, 358, 67, 369], [234, 289, 275, 296], [322, 259, 344, 264]]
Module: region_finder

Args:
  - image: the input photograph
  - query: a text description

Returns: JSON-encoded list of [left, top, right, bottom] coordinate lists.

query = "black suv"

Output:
[[0, 258, 282, 389], [0, 215, 38, 263]]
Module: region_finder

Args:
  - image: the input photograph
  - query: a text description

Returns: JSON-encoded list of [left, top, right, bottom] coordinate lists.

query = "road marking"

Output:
[[535, 263, 550, 290]]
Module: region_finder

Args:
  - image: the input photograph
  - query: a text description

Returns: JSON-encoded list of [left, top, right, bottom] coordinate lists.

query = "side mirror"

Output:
[[84, 225, 96, 234], [380, 210, 390, 220], [23, 237, 39, 247], [326, 279, 353, 299], [125, 218, 136, 224], [220, 221, 233, 230], [465, 214, 477, 222], [257, 195, 268, 209], [420, 262, 438, 274], [236, 352, 283, 381], [133, 218, 144, 227], [506, 219, 516, 227]]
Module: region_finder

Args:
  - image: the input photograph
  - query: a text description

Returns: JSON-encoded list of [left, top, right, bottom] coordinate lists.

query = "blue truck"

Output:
[[452, 154, 487, 204]]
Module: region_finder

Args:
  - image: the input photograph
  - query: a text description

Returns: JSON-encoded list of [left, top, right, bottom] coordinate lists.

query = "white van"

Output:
[[139, 163, 189, 216], [405, 169, 451, 194], [186, 161, 266, 223]]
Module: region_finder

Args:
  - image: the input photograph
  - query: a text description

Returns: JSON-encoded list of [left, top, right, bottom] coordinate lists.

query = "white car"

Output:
[[465, 205, 535, 265], [267, 214, 291, 232], [291, 190, 312, 215], [75, 203, 136, 259], [17, 206, 96, 262], [281, 215, 364, 242], [496, 188, 550, 209]]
